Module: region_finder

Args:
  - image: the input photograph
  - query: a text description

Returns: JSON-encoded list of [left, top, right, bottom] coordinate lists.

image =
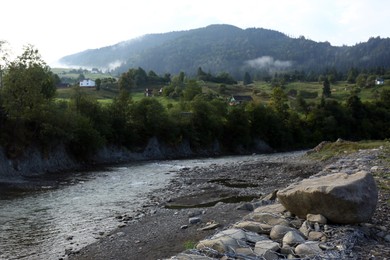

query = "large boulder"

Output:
[[277, 171, 378, 224]]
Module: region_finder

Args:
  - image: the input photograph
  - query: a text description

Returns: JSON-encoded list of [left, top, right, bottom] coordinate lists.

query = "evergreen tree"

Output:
[[243, 72, 253, 85], [322, 78, 331, 98]]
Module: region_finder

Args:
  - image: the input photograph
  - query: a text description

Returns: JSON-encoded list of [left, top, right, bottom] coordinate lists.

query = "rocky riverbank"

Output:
[[67, 143, 390, 260]]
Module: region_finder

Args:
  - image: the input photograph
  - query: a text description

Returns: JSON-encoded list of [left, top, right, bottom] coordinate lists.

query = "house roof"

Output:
[[231, 95, 253, 101]]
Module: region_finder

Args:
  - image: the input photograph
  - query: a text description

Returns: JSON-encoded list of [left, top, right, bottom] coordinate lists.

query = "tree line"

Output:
[[1, 46, 390, 161]]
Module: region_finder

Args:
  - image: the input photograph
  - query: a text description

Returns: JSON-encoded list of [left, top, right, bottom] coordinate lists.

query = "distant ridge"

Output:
[[59, 24, 390, 77]]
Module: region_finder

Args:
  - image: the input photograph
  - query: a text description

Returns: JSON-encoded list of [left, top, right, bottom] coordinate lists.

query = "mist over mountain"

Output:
[[59, 24, 390, 78]]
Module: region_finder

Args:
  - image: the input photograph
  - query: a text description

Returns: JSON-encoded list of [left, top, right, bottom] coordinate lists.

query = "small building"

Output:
[[375, 78, 385, 85], [229, 95, 253, 106], [145, 88, 153, 97], [80, 79, 96, 87]]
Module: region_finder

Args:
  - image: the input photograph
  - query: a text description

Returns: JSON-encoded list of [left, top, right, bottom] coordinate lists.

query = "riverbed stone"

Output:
[[196, 229, 266, 253], [307, 213, 327, 224], [233, 221, 272, 234], [245, 212, 289, 226], [282, 230, 306, 246], [189, 217, 201, 224], [294, 242, 323, 257], [308, 231, 324, 241], [270, 225, 300, 241], [254, 240, 280, 258], [277, 171, 378, 224]]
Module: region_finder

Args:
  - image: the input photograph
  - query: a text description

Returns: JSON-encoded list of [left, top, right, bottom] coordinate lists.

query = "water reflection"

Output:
[[0, 153, 304, 260]]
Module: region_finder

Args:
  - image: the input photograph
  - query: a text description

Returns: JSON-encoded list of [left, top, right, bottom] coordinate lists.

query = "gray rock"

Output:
[[189, 217, 201, 224], [245, 212, 289, 226], [254, 239, 280, 257], [295, 242, 323, 257], [308, 231, 324, 241], [233, 221, 272, 234], [299, 221, 311, 237], [196, 229, 245, 253], [270, 225, 300, 241], [236, 202, 254, 211], [282, 230, 306, 246], [307, 213, 327, 224], [277, 171, 378, 224]]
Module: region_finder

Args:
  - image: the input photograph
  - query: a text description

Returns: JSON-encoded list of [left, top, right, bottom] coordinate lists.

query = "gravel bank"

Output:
[[68, 148, 390, 260]]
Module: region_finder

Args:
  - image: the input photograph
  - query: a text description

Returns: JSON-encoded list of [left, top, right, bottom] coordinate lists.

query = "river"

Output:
[[0, 154, 280, 260]]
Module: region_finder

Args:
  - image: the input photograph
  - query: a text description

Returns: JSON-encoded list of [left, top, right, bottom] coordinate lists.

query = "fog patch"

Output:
[[107, 60, 124, 70], [245, 56, 292, 73]]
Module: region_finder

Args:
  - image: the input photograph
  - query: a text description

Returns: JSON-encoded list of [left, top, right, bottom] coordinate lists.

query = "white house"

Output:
[[80, 79, 96, 87], [375, 78, 385, 85]]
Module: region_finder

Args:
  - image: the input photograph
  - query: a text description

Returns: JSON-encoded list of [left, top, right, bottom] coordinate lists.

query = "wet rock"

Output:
[[277, 171, 378, 224]]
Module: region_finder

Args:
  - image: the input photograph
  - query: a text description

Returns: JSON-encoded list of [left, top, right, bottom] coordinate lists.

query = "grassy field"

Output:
[[51, 68, 116, 81], [53, 67, 390, 107]]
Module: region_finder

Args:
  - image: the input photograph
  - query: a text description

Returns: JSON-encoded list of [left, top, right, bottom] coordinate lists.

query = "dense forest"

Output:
[[2, 45, 390, 161], [59, 24, 390, 79]]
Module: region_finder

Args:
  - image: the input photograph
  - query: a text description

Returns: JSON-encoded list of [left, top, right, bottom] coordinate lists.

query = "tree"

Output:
[[95, 78, 101, 91], [0, 40, 10, 88], [1, 45, 56, 120], [243, 72, 253, 85], [322, 78, 331, 98], [269, 86, 289, 117], [182, 80, 202, 101], [118, 70, 135, 91]]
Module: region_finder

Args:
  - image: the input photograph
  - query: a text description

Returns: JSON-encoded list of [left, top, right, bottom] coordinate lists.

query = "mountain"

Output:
[[59, 24, 390, 77]]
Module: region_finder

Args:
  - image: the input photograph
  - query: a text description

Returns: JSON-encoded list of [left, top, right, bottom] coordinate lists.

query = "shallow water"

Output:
[[0, 152, 304, 260]]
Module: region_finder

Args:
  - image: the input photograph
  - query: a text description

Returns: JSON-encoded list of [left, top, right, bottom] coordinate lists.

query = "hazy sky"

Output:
[[1, 0, 389, 66]]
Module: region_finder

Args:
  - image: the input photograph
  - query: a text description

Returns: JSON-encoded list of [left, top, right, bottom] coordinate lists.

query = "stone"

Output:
[[299, 221, 311, 237], [254, 239, 280, 257], [198, 222, 220, 231], [235, 247, 257, 257], [236, 202, 254, 211], [172, 253, 215, 259], [189, 217, 201, 224], [308, 231, 324, 241], [277, 171, 378, 224], [295, 242, 323, 257], [196, 229, 265, 253], [270, 225, 300, 241], [245, 212, 289, 226], [280, 245, 295, 255], [233, 221, 272, 234], [188, 210, 203, 218], [253, 203, 286, 214], [282, 231, 306, 246], [307, 213, 327, 224], [384, 234, 390, 242]]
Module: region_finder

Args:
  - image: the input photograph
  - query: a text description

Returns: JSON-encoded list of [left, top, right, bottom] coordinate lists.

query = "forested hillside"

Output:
[[59, 24, 390, 78]]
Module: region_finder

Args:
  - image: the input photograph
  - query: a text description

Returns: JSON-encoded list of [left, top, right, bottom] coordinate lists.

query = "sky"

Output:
[[1, 0, 389, 66]]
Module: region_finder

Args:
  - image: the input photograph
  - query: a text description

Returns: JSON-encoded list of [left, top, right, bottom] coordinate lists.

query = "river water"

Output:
[[0, 153, 301, 260]]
